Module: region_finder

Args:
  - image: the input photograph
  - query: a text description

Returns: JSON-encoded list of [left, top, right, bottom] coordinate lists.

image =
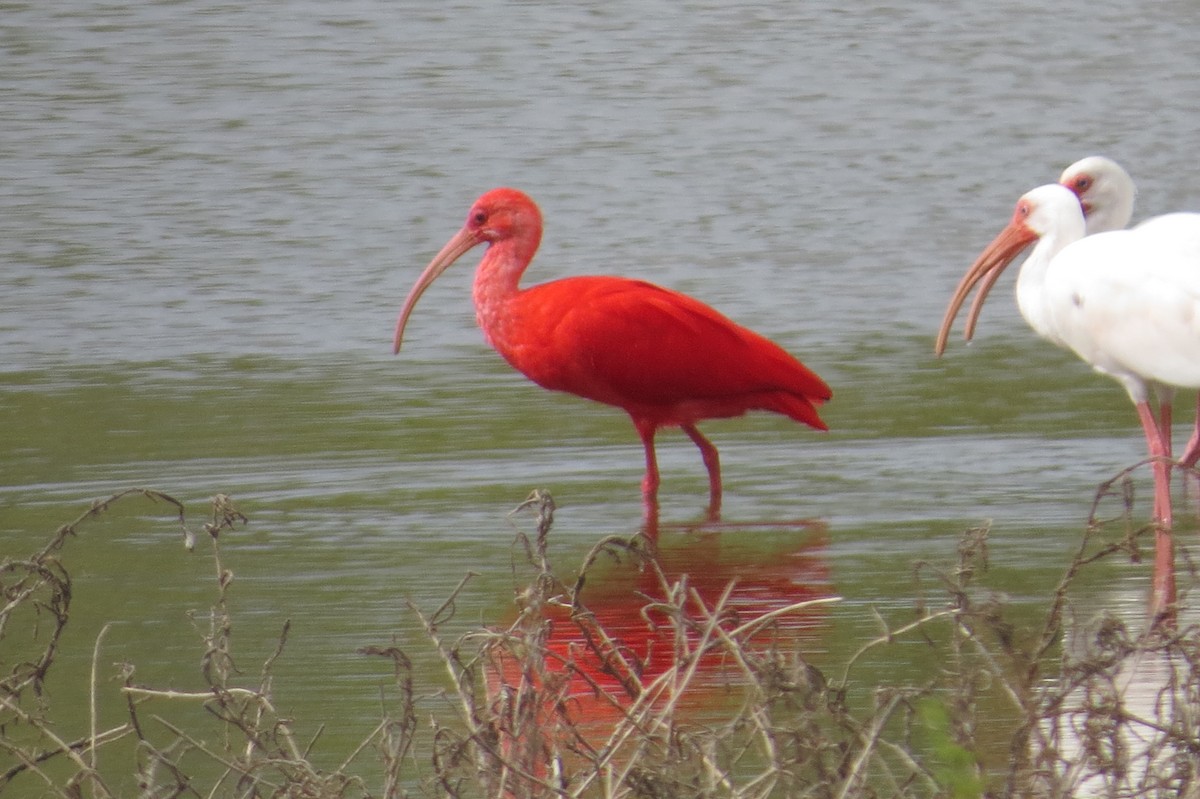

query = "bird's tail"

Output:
[[758, 391, 829, 432]]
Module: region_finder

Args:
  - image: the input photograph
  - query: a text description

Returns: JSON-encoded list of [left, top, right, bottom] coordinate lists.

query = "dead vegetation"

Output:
[[1, 481, 1198, 798]]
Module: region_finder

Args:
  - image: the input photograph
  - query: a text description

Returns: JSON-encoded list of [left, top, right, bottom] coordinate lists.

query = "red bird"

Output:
[[393, 188, 831, 519]]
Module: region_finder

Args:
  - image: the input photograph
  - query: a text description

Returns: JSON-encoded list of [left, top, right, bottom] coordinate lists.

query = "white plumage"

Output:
[[1059, 157, 1200, 468], [938, 175, 1200, 621]]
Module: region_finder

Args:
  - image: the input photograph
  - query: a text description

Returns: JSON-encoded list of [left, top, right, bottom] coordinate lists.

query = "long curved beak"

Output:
[[934, 222, 1036, 356], [392, 226, 483, 354]]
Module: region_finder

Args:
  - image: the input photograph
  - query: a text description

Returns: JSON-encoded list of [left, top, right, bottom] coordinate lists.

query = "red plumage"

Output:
[[394, 188, 830, 519]]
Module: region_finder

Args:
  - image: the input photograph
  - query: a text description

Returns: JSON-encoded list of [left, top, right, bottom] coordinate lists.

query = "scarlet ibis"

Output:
[[1059, 156, 1200, 470], [936, 182, 1200, 620], [393, 188, 831, 519]]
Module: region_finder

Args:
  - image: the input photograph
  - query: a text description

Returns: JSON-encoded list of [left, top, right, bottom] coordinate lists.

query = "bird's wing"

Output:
[[1047, 230, 1200, 390], [511, 277, 830, 413]]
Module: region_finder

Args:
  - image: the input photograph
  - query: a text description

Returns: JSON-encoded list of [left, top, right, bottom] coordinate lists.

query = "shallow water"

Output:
[[4, 0, 1199, 788]]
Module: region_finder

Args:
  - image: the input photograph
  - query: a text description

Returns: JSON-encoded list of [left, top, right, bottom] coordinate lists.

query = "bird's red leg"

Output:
[[682, 423, 722, 521], [1135, 401, 1176, 625], [635, 419, 661, 514]]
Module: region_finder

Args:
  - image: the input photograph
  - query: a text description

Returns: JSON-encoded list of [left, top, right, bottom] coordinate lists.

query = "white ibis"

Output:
[[1059, 156, 1200, 469], [937, 182, 1200, 621], [1058, 155, 1136, 234]]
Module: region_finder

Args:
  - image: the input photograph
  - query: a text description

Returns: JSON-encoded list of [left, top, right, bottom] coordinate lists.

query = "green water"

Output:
[[0, 346, 1172, 791], [6, 0, 1200, 790]]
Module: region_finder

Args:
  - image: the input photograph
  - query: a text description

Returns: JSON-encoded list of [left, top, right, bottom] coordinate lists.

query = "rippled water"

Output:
[[4, 0, 1199, 786]]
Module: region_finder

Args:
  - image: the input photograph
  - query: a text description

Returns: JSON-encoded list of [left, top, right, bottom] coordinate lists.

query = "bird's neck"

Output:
[[1084, 184, 1134, 235], [472, 238, 536, 355], [1016, 224, 1082, 344]]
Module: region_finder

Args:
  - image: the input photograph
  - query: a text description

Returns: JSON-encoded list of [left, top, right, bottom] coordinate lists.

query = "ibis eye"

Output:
[[472, 210, 487, 226], [1073, 176, 1091, 191]]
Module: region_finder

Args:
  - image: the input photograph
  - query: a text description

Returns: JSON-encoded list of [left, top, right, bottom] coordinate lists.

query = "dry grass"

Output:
[[1, 481, 1198, 798]]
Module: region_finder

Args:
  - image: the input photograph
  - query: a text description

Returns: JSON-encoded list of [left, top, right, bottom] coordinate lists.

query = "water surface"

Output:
[[3, 0, 1198, 788]]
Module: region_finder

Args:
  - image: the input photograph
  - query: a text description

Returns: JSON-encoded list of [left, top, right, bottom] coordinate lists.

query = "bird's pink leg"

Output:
[[1178, 394, 1200, 469], [1155, 394, 1185, 508], [682, 423, 722, 520], [1176, 396, 1200, 524], [1135, 401, 1176, 624], [1157, 396, 1174, 459]]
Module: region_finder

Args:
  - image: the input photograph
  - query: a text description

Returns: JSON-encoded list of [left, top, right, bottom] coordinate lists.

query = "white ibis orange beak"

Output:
[[392, 226, 484, 354], [935, 221, 1037, 356]]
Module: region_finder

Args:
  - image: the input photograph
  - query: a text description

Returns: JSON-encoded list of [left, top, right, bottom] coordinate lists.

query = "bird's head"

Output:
[[1058, 155, 1136, 234], [463, 188, 543, 245], [393, 188, 543, 354], [935, 184, 1082, 356]]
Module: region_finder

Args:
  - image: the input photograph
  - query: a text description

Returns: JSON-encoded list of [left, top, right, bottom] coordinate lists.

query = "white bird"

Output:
[[936, 182, 1200, 621], [1059, 156, 1200, 470], [1058, 155, 1136, 234], [962, 156, 1137, 340]]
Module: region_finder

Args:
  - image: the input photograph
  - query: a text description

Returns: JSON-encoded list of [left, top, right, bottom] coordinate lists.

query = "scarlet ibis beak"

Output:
[[393, 226, 484, 354], [935, 221, 1037, 357]]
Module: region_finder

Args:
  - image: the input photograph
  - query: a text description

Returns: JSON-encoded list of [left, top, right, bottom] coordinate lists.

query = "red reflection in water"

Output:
[[484, 519, 834, 778]]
